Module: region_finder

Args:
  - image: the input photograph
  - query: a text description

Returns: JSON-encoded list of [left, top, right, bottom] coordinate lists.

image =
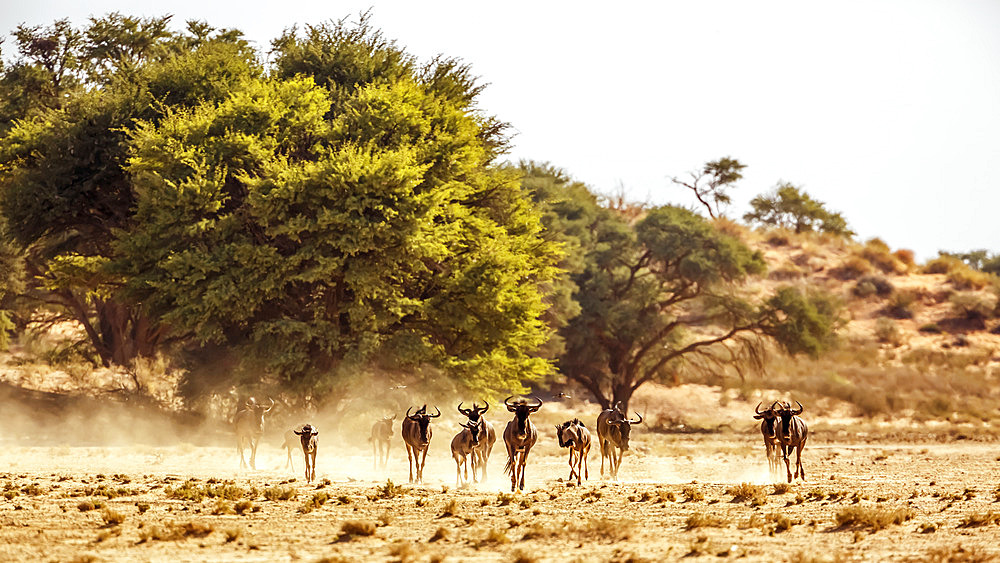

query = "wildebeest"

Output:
[[457, 401, 496, 482], [234, 397, 274, 470], [753, 401, 782, 478], [450, 419, 484, 487], [502, 396, 542, 492], [294, 424, 319, 483], [401, 405, 440, 484], [369, 414, 396, 471], [596, 402, 642, 480], [555, 418, 591, 485], [774, 400, 809, 483], [281, 427, 302, 471]]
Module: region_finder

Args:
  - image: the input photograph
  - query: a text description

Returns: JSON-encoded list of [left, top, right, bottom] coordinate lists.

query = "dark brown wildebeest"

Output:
[[596, 402, 642, 480], [457, 401, 496, 483], [369, 414, 396, 470], [294, 424, 319, 483], [401, 405, 440, 484], [555, 418, 591, 485], [502, 396, 542, 492], [753, 401, 782, 478], [774, 400, 809, 483], [450, 419, 484, 487], [234, 397, 274, 470]]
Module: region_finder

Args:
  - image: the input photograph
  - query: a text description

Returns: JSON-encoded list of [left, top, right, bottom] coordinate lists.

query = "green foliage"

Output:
[[671, 156, 746, 218], [744, 182, 854, 236], [761, 287, 840, 358]]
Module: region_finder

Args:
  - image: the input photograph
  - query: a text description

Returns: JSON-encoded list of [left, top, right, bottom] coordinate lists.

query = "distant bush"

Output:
[[859, 239, 904, 274], [852, 275, 894, 298], [831, 256, 872, 280], [765, 230, 791, 247], [924, 254, 994, 290], [893, 249, 915, 268], [874, 318, 902, 346], [882, 291, 917, 319], [949, 291, 997, 322], [918, 323, 942, 334]]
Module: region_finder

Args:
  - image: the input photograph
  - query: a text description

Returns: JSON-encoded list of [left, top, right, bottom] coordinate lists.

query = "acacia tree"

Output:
[[114, 20, 558, 398], [531, 169, 839, 411], [670, 156, 746, 219], [0, 17, 260, 366], [744, 182, 854, 236]]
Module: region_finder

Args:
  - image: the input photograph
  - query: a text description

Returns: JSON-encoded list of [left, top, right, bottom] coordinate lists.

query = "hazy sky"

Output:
[[3, 0, 998, 260]]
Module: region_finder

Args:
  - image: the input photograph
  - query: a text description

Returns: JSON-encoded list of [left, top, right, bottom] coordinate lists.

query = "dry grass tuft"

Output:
[[957, 511, 1000, 528], [263, 485, 296, 502], [685, 511, 729, 529], [682, 485, 704, 502], [339, 519, 377, 540], [835, 505, 914, 531], [727, 482, 767, 505], [139, 521, 214, 543]]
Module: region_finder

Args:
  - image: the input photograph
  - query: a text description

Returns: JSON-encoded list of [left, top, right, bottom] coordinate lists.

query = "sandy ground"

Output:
[[0, 427, 998, 563]]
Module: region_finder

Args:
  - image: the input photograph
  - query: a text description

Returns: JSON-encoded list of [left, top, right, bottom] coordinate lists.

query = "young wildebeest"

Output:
[[281, 426, 303, 471], [774, 400, 809, 483], [401, 405, 440, 484], [294, 424, 319, 483], [753, 401, 782, 478], [457, 401, 496, 482], [596, 402, 642, 480], [369, 414, 396, 471], [502, 396, 542, 492], [450, 419, 484, 487], [234, 397, 274, 470], [555, 418, 591, 485]]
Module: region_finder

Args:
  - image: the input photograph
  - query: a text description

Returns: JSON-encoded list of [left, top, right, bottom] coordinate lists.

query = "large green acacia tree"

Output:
[[115, 19, 557, 396], [0, 16, 257, 366], [523, 165, 839, 411]]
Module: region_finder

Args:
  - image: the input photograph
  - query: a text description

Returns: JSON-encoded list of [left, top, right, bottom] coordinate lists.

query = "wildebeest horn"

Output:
[[406, 406, 416, 419], [770, 400, 781, 411], [755, 402, 764, 414], [428, 406, 442, 418], [504, 396, 515, 406], [528, 395, 543, 407], [265, 397, 275, 411], [791, 401, 803, 415], [458, 402, 471, 416], [477, 401, 489, 414], [628, 411, 643, 425]]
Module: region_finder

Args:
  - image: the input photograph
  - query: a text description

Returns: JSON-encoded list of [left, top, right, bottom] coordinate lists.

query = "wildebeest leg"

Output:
[[782, 444, 793, 483], [311, 449, 317, 482], [518, 450, 529, 491], [455, 454, 462, 488], [583, 444, 590, 482], [406, 444, 415, 483], [567, 449, 577, 482], [795, 440, 806, 480], [418, 446, 429, 484], [249, 438, 258, 470], [599, 439, 608, 478], [237, 438, 247, 470]]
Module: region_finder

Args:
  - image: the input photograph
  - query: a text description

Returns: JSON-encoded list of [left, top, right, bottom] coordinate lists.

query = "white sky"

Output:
[[3, 0, 999, 260]]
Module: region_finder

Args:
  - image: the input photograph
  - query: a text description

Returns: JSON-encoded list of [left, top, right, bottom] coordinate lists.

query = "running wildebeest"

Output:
[[401, 405, 440, 484], [774, 400, 809, 483], [753, 401, 782, 478], [450, 419, 484, 487], [556, 418, 591, 485], [234, 397, 274, 470], [369, 414, 396, 471], [294, 424, 319, 483], [502, 395, 542, 492], [596, 402, 642, 480], [457, 401, 496, 482]]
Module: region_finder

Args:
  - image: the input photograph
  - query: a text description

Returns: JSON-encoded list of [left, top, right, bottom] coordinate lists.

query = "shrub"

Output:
[[101, 507, 126, 526], [874, 318, 902, 346], [852, 275, 894, 298], [263, 486, 296, 502], [883, 291, 917, 319], [831, 256, 872, 280], [726, 483, 767, 506], [859, 239, 904, 274], [340, 520, 377, 538], [950, 291, 997, 321], [682, 485, 705, 502], [958, 511, 1000, 527], [894, 249, 915, 268], [918, 323, 942, 334]]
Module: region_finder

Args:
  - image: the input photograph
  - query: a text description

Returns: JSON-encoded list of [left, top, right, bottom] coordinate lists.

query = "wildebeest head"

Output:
[[774, 401, 803, 435], [504, 395, 542, 437], [461, 419, 483, 445], [406, 405, 440, 444], [457, 401, 490, 423], [378, 414, 396, 437], [241, 397, 274, 427], [294, 424, 318, 448], [753, 401, 780, 436], [556, 418, 582, 448], [604, 408, 642, 450]]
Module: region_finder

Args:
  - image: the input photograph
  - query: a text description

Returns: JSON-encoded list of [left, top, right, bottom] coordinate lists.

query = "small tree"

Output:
[[671, 156, 746, 219], [743, 182, 854, 236]]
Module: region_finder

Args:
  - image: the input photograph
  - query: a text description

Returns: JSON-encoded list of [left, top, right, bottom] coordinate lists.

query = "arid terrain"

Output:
[[1, 399, 999, 563]]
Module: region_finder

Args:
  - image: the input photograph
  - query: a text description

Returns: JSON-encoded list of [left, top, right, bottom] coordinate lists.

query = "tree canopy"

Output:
[[743, 182, 854, 236]]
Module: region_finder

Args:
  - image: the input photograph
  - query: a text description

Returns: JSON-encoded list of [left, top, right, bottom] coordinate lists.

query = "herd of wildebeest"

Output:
[[233, 396, 809, 491]]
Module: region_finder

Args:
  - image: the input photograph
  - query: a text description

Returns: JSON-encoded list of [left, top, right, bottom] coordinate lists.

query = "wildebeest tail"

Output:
[[504, 452, 514, 476]]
